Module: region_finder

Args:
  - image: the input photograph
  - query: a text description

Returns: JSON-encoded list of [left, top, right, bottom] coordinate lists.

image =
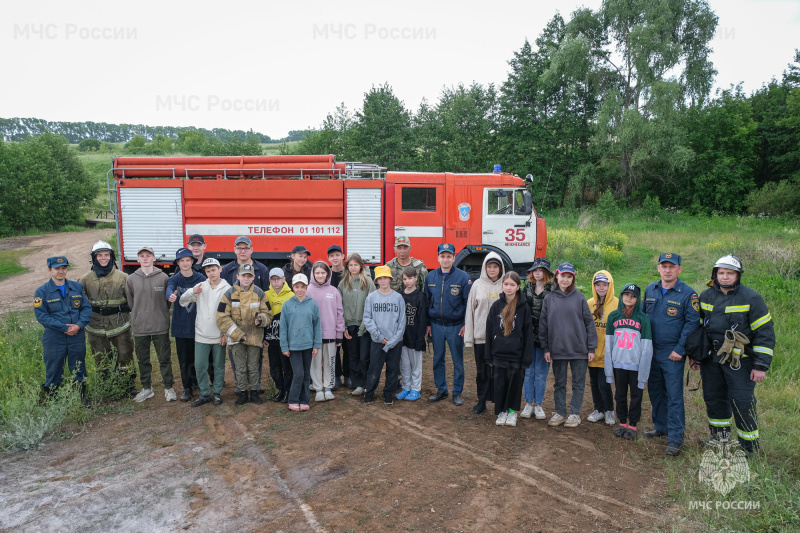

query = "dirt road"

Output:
[[0, 359, 686, 532], [0, 229, 115, 314]]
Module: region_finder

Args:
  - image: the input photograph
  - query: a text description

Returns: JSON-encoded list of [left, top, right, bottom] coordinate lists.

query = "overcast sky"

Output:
[[1, 0, 798, 139]]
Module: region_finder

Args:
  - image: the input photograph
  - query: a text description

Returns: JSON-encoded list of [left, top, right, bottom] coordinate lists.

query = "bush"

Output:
[[746, 178, 800, 217], [0, 134, 99, 237], [595, 188, 619, 222], [78, 138, 101, 152], [641, 194, 662, 220], [547, 227, 628, 273]]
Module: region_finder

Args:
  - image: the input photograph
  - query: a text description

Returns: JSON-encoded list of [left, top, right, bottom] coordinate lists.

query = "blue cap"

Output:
[[593, 272, 610, 283], [174, 247, 196, 265], [47, 256, 69, 268], [556, 262, 576, 275], [437, 243, 455, 255], [658, 253, 681, 265]]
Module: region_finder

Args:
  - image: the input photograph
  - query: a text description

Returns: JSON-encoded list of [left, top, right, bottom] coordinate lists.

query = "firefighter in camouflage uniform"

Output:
[[79, 240, 136, 394], [698, 255, 775, 453]]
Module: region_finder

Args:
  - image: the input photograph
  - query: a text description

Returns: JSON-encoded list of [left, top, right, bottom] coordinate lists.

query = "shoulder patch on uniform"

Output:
[[33, 297, 42, 308], [692, 299, 700, 312], [73, 299, 82, 308]]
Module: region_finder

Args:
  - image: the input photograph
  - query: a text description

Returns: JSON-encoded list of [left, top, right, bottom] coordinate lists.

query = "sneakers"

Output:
[[165, 388, 177, 402], [351, 387, 364, 396], [396, 389, 410, 400], [534, 405, 546, 420], [564, 414, 581, 428], [452, 394, 463, 406], [623, 427, 637, 440], [364, 397, 374, 405], [288, 403, 300, 411], [324, 390, 335, 401], [180, 389, 192, 402], [548, 413, 566, 426], [505, 411, 518, 427], [191, 395, 212, 407], [496, 411, 508, 426], [587, 410, 604, 423], [315, 391, 326, 402], [384, 397, 393, 405], [472, 401, 486, 414], [134, 388, 154, 403], [605, 411, 617, 426], [645, 429, 668, 439], [406, 390, 421, 401], [212, 394, 223, 406], [520, 403, 534, 419], [614, 424, 628, 438], [300, 404, 310, 411]]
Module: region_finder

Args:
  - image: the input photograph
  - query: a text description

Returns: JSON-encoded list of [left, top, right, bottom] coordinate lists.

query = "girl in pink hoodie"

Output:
[[307, 261, 345, 401]]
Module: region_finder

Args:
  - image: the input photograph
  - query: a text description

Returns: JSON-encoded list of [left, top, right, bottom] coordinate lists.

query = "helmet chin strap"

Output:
[[718, 281, 737, 289]]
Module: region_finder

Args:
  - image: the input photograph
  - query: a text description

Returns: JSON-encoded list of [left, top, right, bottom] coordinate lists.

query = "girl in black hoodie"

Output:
[[485, 272, 534, 427]]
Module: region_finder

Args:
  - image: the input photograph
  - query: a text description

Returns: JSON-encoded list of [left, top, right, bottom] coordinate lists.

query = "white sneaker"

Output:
[[548, 413, 566, 426], [534, 405, 546, 419], [164, 388, 177, 402], [315, 391, 326, 402], [587, 410, 604, 422], [134, 388, 154, 403], [496, 411, 508, 426], [605, 411, 616, 425], [564, 414, 581, 428], [350, 387, 364, 396], [324, 390, 335, 400], [520, 403, 534, 419], [505, 411, 518, 427]]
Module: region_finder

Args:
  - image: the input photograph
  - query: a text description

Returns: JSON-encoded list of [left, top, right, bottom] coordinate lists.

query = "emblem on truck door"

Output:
[[458, 203, 471, 221]]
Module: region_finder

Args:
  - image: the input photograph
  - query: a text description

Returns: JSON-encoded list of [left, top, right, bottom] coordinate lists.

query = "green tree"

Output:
[[175, 130, 208, 154], [78, 138, 101, 152], [0, 134, 98, 236], [555, 0, 718, 201], [124, 135, 146, 154], [350, 84, 414, 169]]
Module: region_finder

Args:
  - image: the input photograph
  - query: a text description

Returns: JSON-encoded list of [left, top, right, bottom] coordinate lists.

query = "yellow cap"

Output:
[[373, 265, 392, 280]]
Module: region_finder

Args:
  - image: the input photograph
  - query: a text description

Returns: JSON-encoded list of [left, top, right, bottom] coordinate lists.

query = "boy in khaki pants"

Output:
[[217, 264, 272, 405]]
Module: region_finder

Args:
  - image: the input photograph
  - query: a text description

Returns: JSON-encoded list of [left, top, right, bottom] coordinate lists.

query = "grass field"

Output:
[[1, 210, 798, 530], [0, 250, 30, 282]]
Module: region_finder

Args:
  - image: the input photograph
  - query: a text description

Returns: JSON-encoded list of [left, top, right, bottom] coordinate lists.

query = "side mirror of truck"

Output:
[[523, 190, 532, 215]]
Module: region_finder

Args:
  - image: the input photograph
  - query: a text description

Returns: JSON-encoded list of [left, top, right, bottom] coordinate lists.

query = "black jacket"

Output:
[[484, 291, 534, 368], [402, 289, 428, 351], [699, 281, 775, 371], [282, 261, 313, 292]]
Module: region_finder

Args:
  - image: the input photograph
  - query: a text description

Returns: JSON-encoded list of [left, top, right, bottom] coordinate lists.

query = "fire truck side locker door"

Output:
[[119, 186, 185, 263], [345, 183, 383, 265]]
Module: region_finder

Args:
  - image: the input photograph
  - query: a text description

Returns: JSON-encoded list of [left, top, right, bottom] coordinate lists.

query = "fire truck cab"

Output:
[[108, 155, 546, 276]]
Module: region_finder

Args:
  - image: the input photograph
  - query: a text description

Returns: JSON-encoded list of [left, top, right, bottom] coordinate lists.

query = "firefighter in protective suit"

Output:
[[697, 255, 775, 453], [78, 240, 136, 395]]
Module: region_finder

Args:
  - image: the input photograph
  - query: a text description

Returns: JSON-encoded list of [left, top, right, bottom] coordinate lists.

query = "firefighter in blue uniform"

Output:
[[33, 256, 93, 404], [424, 243, 472, 406], [642, 253, 700, 456], [698, 255, 774, 454]]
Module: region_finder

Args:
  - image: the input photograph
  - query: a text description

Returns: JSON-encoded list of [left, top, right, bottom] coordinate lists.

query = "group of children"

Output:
[[166, 242, 653, 440]]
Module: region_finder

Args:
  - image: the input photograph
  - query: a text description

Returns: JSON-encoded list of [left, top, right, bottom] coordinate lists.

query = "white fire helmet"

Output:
[[91, 240, 114, 254]]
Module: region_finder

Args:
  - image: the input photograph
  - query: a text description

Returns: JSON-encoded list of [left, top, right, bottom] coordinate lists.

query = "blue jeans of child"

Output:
[[523, 346, 549, 405]]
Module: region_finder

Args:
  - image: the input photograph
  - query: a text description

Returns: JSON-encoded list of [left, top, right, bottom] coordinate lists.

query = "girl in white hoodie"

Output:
[[464, 253, 505, 415], [180, 258, 231, 406]]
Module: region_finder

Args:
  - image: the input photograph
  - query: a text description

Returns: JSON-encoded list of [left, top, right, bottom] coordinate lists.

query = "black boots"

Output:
[[250, 391, 263, 405], [235, 391, 250, 406]]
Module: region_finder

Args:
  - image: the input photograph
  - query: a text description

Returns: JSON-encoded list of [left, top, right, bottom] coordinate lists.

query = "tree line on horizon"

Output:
[[292, 1, 800, 217], [0, 118, 312, 147]]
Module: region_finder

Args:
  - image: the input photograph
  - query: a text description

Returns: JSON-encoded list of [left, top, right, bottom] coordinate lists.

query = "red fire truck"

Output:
[[108, 155, 546, 276]]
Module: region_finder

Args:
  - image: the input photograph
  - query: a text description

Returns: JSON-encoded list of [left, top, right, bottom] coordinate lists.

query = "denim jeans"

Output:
[[431, 323, 465, 395], [523, 346, 549, 405], [288, 349, 313, 405]]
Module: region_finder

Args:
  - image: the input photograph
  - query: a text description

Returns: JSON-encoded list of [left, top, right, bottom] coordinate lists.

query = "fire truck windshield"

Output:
[[488, 189, 528, 215]]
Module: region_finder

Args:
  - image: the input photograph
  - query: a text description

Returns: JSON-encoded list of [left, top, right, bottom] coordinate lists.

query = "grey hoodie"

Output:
[[464, 252, 506, 347], [363, 289, 406, 352], [539, 286, 597, 360]]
